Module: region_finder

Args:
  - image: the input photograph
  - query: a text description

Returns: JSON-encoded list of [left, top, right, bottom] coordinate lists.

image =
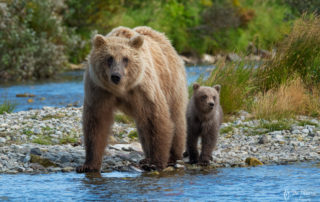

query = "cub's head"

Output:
[[192, 83, 221, 113], [88, 34, 145, 92]]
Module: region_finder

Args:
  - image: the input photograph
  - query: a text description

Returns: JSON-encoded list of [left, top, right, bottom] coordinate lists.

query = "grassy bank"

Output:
[[199, 15, 320, 120]]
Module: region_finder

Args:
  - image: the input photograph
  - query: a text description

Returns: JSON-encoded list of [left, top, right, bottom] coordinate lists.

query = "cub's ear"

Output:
[[129, 35, 144, 49], [213, 84, 221, 93], [93, 34, 106, 48], [193, 83, 200, 91]]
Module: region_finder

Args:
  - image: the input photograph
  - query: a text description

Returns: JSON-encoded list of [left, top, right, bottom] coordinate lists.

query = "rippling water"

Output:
[[0, 162, 319, 201], [0, 66, 213, 112]]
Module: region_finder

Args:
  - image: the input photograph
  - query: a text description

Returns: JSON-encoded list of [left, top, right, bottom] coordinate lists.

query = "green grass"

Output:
[[60, 136, 78, 144], [257, 120, 292, 132], [298, 120, 319, 127], [220, 125, 233, 134], [22, 129, 34, 136], [0, 100, 16, 114], [32, 136, 52, 145], [114, 113, 134, 124], [128, 130, 138, 140], [42, 114, 65, 120]]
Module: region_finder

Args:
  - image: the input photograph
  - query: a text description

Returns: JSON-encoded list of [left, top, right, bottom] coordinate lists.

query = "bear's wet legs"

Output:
[[76, 102, 114, 173]]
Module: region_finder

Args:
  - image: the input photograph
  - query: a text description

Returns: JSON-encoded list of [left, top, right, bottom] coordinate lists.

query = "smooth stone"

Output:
[[30, 148, 41, 156], [258, 135, 269, 144], [292, 130, 301, 134], [0, 137, 6, 144], [62, 167, 74, 172], [59, 155, 72, 164]]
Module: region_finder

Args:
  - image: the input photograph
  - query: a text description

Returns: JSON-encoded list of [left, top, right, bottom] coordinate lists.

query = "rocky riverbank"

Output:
[[0, 107, 319, 174]]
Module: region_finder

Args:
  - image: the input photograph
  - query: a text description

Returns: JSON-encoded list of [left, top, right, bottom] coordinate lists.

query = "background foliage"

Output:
[[0, 0, 319, 82]]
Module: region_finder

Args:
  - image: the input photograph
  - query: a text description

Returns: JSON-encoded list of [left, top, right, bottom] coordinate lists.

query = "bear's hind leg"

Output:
[[168, 110, 186, 166]]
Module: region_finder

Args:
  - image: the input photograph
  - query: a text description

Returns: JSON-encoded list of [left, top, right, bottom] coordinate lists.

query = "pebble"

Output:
[[30, 148, 41, 156], [258, 135, 269, 144], [0, 137, 6, 144]]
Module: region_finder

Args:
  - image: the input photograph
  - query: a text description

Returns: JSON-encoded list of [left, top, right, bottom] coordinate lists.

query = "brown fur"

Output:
[[185, 83, 223, 166], [76, 26, 188, 172]]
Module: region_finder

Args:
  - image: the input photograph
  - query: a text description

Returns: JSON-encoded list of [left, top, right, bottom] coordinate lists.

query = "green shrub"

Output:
[[284, 0, 320, 15], [0, 0, 80, 81]]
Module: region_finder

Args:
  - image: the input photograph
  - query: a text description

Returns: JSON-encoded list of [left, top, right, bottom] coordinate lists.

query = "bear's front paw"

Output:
[[76, 164, 100, 173], [198, 160, 210, 166], [139, 158, 151, 165], [140, 164, 157, 171], [199, 155, 211, 166], [183, 151, 189, 158], [189, 158, 198, 164], [139, 158, 156, 171]]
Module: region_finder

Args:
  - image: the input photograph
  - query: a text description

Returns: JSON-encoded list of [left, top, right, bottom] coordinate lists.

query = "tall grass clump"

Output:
[[258, 14, 320, 90], [0, 100, 16, 114], [251, 78, 320, 119], [199, 62, 256, 114]]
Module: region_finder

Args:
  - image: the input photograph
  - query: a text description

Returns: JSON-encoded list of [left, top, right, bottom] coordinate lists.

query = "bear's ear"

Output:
[[213, 84, 221, 93], [93, 34, 106, 48], [193, 83, 200, 91], [129, 35, 144, 49]]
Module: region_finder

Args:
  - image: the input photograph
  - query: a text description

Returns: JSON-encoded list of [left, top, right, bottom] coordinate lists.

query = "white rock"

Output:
[[0, 137, 6, 143], [270, 131, 282, 136], [291, 130, 301, 134], [301, 129, 309, 134]]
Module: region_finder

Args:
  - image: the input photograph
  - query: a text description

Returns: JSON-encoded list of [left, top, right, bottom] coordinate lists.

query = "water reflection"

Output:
[[0, 162, 319, 201]]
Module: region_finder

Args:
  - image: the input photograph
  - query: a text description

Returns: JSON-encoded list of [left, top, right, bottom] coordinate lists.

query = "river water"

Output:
[[0, 66, 212, 112], [0, 162, 319, 201]]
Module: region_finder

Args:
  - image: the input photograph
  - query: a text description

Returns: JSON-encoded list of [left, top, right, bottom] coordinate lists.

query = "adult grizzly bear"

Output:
[[76, 26, 188, 172]]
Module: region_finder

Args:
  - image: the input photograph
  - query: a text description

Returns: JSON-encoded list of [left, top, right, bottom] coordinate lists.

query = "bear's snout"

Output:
[[111, 73, 121, 84], [209, 102, 215, 108]]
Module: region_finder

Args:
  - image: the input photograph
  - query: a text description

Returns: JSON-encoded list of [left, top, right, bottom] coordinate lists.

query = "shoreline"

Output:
[[0, 107, 319, 174]]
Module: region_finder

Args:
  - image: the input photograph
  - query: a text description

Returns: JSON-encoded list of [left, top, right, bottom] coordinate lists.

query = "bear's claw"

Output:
[[76, 165, 100, 173]]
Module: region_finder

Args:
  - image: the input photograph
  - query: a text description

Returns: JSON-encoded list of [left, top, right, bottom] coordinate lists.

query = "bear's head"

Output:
[[192, 83, 221, 113], [88, 34, 145, 93]]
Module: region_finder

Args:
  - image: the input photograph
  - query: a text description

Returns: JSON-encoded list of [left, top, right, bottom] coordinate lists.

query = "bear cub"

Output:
[[185, 83, 223, 166]]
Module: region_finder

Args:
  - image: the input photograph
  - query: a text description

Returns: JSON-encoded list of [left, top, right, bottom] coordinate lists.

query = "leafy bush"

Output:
[[0, 0, 80, 81], [284, 0, 320, 15]]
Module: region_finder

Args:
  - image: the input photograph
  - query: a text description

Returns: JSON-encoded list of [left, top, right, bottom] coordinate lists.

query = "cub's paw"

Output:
[[183, 151, 189, 158], [189, 158, 198, 165], [198, 160, 210, 166], [76, 164, 100, 173]]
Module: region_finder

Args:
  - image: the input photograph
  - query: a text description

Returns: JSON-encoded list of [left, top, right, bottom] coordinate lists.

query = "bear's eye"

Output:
[[201, 95, 207, 100], [123, 57, 129, 66], [107, 56, 114, 66], [213, 96, 216, 100]]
